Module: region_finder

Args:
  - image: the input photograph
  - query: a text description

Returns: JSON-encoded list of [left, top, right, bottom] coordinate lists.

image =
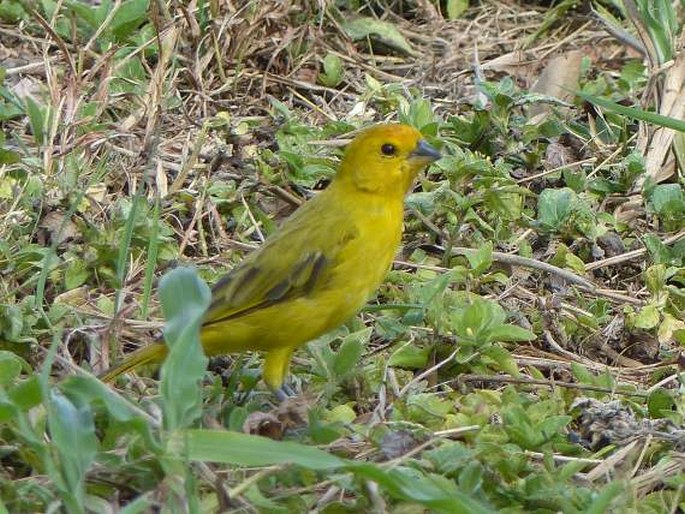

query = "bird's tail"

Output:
[[99, 343, 168, 382]]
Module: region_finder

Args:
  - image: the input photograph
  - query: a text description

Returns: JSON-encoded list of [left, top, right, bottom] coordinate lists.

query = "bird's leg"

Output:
[[263, 346, 295, 398], [274, 387, 289, 402]]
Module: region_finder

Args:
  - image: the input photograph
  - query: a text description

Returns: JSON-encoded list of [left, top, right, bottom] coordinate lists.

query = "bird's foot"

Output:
[[274, 383, 296, 402]]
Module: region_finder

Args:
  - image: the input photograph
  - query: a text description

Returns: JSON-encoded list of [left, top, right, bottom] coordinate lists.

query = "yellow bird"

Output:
[[100, 123, 441, 395]]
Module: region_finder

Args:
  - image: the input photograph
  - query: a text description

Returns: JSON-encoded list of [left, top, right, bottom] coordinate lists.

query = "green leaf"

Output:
[[481, 344, 519, 376], [342, 17, 415, 56], [407, 393, 453, 422], [0, 147, 20, 164], [564, 251, 587, 274], [176, 430, 492, 513], [537, 188, 574, 231], [538, 415, 572, 435], [647, 184, 684, 218], [0, 391, 18, 423], [332, 327, 369, 377], [174, 429, 344, 469], [0, 0, 28, 22], [0, 351, 25, 386], [389, 343, 430, 369], [47, 389, 98, 504], [585, 481, 626, 514], [488, 324, 535, 342], [24, 97, 45, 146], [446, 0, 469, 19], [349, 464, 493, 514], [643, 264, 667, 295], [462, 242, 493, 276], [643, 234, 674, 265], [8, 375, 42, 410], [657, 313, 685, 344], [398, 97, 438, 133], [59, 375, 158, 447], [570, 362, 595, 384], [159, 267, 211, 431], [0, 304, 23, 341], [633, 303, 660, 330], [319, 53, 344, 88], [647, 389, 676, 418], [64, 259, 89, 290], [110, 0, 150, 40], [579, 91, 685, 132]]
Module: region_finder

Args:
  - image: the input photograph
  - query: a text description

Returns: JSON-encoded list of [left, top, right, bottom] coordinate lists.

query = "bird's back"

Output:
[[199, 183, 404, 356]]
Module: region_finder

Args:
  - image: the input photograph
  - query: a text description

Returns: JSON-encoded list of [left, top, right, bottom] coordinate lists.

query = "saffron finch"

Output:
[[100, 123, 441, 393]]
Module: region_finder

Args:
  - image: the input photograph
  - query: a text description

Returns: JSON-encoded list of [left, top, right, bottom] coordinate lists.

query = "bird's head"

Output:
[[336, 123, 441, 196]]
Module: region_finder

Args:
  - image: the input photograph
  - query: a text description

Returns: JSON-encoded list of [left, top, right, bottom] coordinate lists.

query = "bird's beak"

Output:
[[409, 139, 441, 164]]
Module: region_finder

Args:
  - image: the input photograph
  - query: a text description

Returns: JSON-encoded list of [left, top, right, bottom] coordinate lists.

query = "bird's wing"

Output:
[[202, 202, 357, 326]]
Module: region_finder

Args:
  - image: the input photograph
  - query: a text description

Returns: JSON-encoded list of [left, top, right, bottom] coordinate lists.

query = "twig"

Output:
[[583, 440, 640, 483], [398, 347, 461, 398], [455, 247, 648, 305], [525, 451, 603, 466], [449, 247, 596, 288], [458, 373, 648, 398], [516, 158, 596, 184], [585, 230, 685, 271]]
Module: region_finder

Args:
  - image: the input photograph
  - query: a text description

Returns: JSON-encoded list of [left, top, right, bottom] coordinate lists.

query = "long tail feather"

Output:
[[99, 343, 168, 382]]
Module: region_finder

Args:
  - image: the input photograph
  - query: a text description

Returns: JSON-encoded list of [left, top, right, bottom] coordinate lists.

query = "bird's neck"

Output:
[[331, 174, 407, 200], [326, 180, 406, 223]]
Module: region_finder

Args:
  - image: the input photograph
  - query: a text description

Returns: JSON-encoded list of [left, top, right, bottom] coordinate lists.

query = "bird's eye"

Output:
[[381, 143, 396, 156]]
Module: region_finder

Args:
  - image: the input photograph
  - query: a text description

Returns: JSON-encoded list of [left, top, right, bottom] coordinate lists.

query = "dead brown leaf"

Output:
[[530, 50, 582, 120]]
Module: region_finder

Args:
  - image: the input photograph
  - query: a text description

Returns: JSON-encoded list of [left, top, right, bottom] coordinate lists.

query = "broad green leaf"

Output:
[[0, 147, 20, 164], [633, 303, 660, 329], [325, 404, 357, 424], [159, 267, 211, 431], [8, 375, 42, 410], [398, 96, 438, 133], [0, 304, 23, 341], [446, 0, 469, 19], [47, 389, 98, 501], [482, 344, 520, 376], [342, 17, 415, 56], [179, 430, 492, 513], [538, 415, 572, 435], [389, 343, 430, 369], [111, 0, 150, 40], [647, 184, 684, 218], [0, 0, 28, 22], [643, 264, 667, 295], [350, 464, 493, 514], [174, 429, 344, 469], [407, 393, 453, 422], [564, 251, 586, 274], [24, 97, 45, 146], [64, 259, 89, 290], [0, 390, 18, 423], [643, 234, 674, 265], [332, 327, 369, 377], [537, 188, 574, 230], [658, 313, 685, 343], [571, 362, 594, 384], [462, 242, 493, 275], [585, 481, 626, 514], [60, 375, 158, 447], [458, 461, 484, 495], [647, 389, 676, 418], [0, 351, 24, 386], [320, 53, 344, 88]]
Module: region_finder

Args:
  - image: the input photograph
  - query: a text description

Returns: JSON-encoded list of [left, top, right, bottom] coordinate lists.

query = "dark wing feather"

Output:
[[203, 202, 357, 326]]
